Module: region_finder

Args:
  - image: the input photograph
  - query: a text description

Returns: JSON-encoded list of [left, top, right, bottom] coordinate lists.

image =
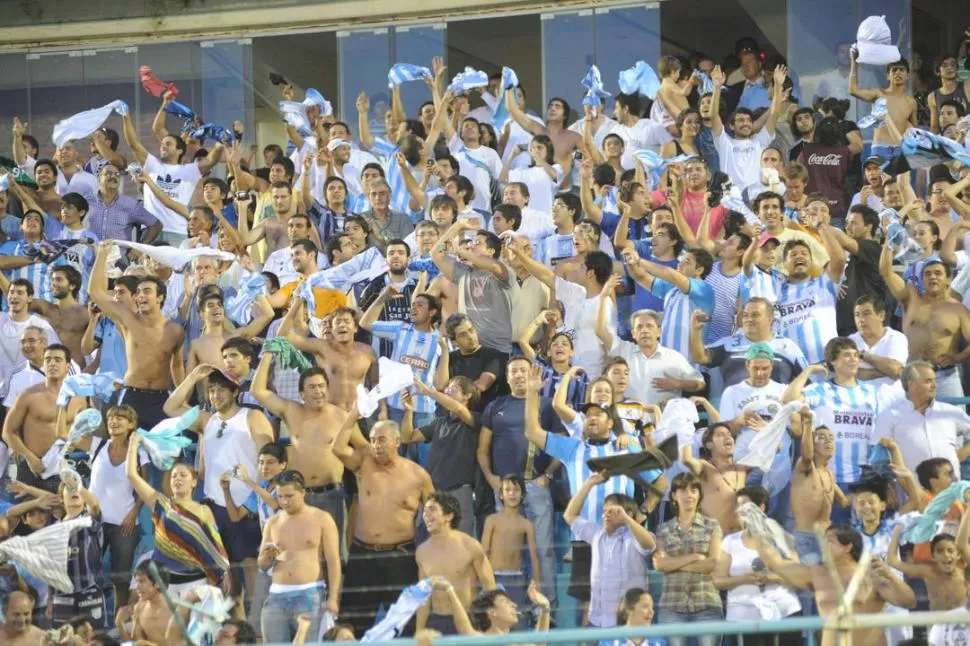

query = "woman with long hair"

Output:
[[598, 588, 666, 646], [661, 108, 702, 159], [500, 133, 562, 214], [654, 472, 723, 646]]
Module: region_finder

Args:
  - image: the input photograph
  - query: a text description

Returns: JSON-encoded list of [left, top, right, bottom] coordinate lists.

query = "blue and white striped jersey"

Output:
[[775, 273, 838, 365], [804, 379, 880, 483], [371, 320, 441, 414], [650, 277, 715, 359]]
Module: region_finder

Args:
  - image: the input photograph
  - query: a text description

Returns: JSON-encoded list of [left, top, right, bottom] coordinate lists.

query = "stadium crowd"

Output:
[[2, 20, 970, 646]]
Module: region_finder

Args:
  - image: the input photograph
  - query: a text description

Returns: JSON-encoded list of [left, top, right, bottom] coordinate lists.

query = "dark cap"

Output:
[[580, 402, 609, 415], [863, 155, 886, 168]]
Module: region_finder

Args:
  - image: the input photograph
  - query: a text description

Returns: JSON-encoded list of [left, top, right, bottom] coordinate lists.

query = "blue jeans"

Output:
[[792, 530, 819, 619], [656, 608, 723, 646], [522, 481, 557, 611], [260, 585, 323, 644]]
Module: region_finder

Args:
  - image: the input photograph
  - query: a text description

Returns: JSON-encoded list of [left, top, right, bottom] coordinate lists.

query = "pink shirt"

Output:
[[681, 190, 726, 239]]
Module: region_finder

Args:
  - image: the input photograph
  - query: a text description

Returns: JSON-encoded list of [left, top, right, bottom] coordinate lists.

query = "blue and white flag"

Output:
[[633, 150, 694, 190], [52, 100, 129, 147], [137, 407, 199, 471], [694, 70, 715, 95], [899, 128, 970, 169], [225, 271, 266, 326], [387, 63, 432, 89], [501, 66, 519, 89], [618, 60, 662, 99], [857, 97, 889, 129], [279, 88, 333, 138], [581, 65, 611, 108], [361, 579, 434, 641], [447, 67, 489, 95], [164, 100, 196, 122], [56, 374, 121, 407], [299, 246, 386, 313]]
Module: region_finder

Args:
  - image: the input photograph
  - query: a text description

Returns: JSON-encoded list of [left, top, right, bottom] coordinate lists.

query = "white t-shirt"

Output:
[[88, 438, 150, 526], [714, 127, 773, 191], [928, 607, 970, 646], [508, 166, 562, 218], [718, 380, 787, 431], [448, 135, 502, 213], [0, 314, 60, 384], [608, 342, 701, 406], [849, 328, 909, 390], [56, 169, 98, 196], [142, 154, 203, 234], [202, 408, 258, 507], [613, 118, 673, 169], [501, 116, 547, 170], [555, 277, 615, 377], [567, 116, 619, 152]]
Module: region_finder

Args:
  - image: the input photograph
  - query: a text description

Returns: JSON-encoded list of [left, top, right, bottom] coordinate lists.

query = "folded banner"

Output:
[[387, 63, 432, 89], [136, 407, 199, 471], [113, 240, 235, 272], [52, 100, 129, 147], [854, 16, 901, 66], [21, 239, 96, 265], [356, 357, 415, 417], [56, 373, 120, 407], [898, 128, 970, 169], [618, 61, 661, 99], [140, 65, 180, 98], [581, 65, 611, 109], [225, 271, 266, 326], [857, 97, 889, 129], [262, 337, 313, 372], [299, 246, 386, 314], [447, 67, 489, 95], [362, 579, 434, 641], [0, 515, 94, 593], [902, 481, 970, 544], [279, 88, 333, 138]]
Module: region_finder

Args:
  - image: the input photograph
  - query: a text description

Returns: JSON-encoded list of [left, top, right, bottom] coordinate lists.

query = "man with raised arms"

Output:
[[88, 240, 185, 430], [251, 351, 367, 554], [278, 300, 379, 414], [332, 415, 434, 636], [257, 470, 341, 643], [880, 243, 970, 399]]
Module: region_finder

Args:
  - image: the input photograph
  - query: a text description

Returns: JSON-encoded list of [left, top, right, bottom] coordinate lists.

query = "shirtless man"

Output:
[[257, 470, 341, 642], [680, 424, 750, 534], [279, 301, 379, 413], [238, 182, 294, 258], [880, 244, 970, 399], [759, 524, 916, 646], [185, 288, 272, 373], [790, 409, 850, 567], [2, 344, 82, 492], [416, 491, 496, 635], [24, 266, 89, 369], [251, 348, 367, 552], [333, 417, 434, 636], [849, 55, 918, 157], [89, 240, 185, 430], [505, 92, 582, 183], [0, 590, 44, 646], [130, 560, 175, 646], [555, 221, 602, 284]]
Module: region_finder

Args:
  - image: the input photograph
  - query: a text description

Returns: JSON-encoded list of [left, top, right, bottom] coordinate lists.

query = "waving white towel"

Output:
[[0, 515, 94, 593], [113, 240, 234, 272], [52, 100, 129, 146], [736, 401, 803, 472], [356, 358, 415, 417]]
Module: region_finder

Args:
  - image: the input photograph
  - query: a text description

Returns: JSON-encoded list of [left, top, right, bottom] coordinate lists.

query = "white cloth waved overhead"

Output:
[[113, 240, 235, 272], [736, 401, 803, 472], [0, 515, 94, 593], [356, 358, 415, 417], [52, 100, 129, 146], [854, 16, 901, 65]]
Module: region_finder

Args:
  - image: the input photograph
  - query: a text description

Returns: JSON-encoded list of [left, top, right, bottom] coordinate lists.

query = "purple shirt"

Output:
[[78, 189, 159, 242]]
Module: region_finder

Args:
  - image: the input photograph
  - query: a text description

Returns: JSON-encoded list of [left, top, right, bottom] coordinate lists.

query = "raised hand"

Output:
[[356, 92, 370, 114], [527, 363, 547, 394], [711, 65, 726, 88], [773, 65, 788, 87]]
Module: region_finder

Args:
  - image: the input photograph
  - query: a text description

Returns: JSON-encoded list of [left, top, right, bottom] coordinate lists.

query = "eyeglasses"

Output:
[[216, 421, 227, 439], [102, 172, 121, 178]]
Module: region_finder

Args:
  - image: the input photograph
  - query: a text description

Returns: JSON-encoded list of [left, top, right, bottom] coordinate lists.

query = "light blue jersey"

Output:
[[804, 380, 880, 483], [0, 241, 52, 303], [54, 228, 99, 305], [775, 273, 838, 365], [371, 321, 440, 414], [650, 277, 715, 359], [739, 266, 783, 306], [370, 137, 413, 214]]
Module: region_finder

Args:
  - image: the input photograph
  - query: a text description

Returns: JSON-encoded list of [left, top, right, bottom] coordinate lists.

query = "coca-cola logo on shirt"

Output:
[[807, 153, 843, 166]]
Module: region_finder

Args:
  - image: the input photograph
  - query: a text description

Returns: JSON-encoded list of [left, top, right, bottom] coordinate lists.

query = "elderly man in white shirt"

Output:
[[596, 300, 704, 406], [871, 360, 970, 475]]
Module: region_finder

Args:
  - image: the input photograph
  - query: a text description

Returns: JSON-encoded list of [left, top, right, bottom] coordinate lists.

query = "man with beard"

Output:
[[788, 107, 816, 162], [504, 96, 583, 183], [0, 280, 59, 383], [238, 182, 299, 259], [18, 266, 89, 369], [89, 241, 185, 431], [357, 239, 417, 357], [75, 164, 161, 245]]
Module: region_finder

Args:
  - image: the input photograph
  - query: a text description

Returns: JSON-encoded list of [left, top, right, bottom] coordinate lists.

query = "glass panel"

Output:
[[25, 52, 86, 159], [0, 54, 29, 162], [200, 40, 254, 145], [594, 4, 661, 103], [393, 24, 445, 124], [339, 28, 391, 139], [80, 48, 139, 171], [541, 11, 594, 111]]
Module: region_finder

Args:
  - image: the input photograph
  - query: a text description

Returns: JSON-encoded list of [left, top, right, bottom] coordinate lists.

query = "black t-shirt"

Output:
[[419, 413, 482, 490], [837, 238, 893, 335], [447, 345, 509, 410]]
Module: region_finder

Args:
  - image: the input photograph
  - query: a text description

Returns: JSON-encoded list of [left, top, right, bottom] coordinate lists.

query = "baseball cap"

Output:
[[744, 342, 775, 361], [580, 402, 609, 415], [863, 154, 886, 168], [326, 138, 351, 151], [758, 232, 780, 248]]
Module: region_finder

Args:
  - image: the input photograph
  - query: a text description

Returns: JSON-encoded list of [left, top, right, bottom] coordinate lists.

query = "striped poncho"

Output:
[[152, 495, 229, 584]]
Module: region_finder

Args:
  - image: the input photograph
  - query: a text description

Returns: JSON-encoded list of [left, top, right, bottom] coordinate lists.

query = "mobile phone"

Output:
[[235, 191, 251, 200], [573, 150, 584, 161]]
